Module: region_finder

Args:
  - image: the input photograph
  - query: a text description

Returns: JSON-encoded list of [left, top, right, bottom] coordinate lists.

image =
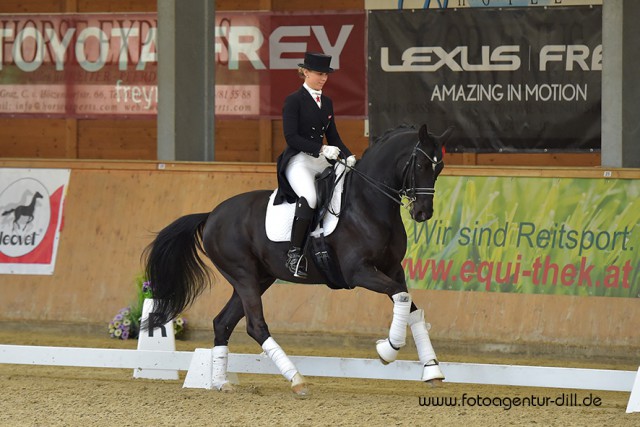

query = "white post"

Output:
[[133, 298, 178, 380], [625, 366, 640, 413]]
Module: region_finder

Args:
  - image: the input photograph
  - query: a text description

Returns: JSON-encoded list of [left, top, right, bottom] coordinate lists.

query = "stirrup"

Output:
[[286, 248, 307, 278], [293, 255, 308, 278]]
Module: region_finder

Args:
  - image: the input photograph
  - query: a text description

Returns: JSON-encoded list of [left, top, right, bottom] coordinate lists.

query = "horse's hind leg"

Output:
[[210, 281, 275, 392], [217, 272, 309, 397], [213, 290, 246, 347], [238, 286, 309, 397], [209, 291, 245, 392]]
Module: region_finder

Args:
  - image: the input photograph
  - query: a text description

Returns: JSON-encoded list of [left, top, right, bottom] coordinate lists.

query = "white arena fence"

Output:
[[1, 344, 639, 413]]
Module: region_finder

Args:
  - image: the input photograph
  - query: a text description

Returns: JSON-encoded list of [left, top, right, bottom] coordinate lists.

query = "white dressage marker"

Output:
[[133, 298, 179, 380], [627, 367, 640, 413], [0, 344, 638, 411]]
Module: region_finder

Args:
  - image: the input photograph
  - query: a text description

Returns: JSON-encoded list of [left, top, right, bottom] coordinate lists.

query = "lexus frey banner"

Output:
[[0, 11, 365, 118], [368, 7, 602, 152], [0, 169, 70, 274]]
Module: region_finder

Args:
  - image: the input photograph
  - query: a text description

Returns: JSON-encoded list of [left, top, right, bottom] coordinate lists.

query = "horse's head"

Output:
[[402, 124, 452, 222]]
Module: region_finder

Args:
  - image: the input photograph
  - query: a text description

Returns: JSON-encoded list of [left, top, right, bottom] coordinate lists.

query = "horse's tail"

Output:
[[1, 209, 14, 216], [142, 212, 212, 328]]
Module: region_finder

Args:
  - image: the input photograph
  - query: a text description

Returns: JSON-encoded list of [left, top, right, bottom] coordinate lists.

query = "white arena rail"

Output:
[[0, 344, 638, 412]]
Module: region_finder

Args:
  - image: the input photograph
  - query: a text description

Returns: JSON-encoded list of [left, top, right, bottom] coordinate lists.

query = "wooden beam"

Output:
[[461, 152, 477, 165], [64, 0, 78, 12], [259, 118, 274, 162], [65, 118, 78, 159]]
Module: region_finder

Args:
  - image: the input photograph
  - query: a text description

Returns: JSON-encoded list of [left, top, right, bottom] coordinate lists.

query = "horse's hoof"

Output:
[[425, 379, 444, 388], [378, 356, 390, 366], [291, 383, 311, 399], [376, 339, 399, 364], [291, 372, 311, 399], [421, 361, 445, 383], [216, 381, 235, 393]]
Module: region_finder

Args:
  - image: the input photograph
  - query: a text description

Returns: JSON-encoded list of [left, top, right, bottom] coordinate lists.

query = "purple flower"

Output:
[[142, 281, 152, 292]]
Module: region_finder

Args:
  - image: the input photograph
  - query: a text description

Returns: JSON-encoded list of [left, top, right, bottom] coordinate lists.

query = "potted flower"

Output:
[[108, 274, 187, 340]]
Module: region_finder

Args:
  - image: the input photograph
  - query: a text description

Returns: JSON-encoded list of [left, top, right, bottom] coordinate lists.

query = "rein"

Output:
[[338, 141, 443, 211]]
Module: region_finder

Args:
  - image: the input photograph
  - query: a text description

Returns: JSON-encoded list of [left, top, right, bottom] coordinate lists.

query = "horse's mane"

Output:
[[361, 124, 417, 159], [372, 124, 417, 145]]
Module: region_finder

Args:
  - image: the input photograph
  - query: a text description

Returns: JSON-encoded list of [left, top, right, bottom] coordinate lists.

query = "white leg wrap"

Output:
[[211, 346, 230, 390], [409, 309, 444, 381], [389, 292, 412, 348], [376, 292, 411, 363], [262, 337, 298, 382]]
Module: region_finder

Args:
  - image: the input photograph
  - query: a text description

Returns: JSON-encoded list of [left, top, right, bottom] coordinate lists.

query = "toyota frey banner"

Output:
[[0, 11, 365, 118], [368, 7, 602, 152]]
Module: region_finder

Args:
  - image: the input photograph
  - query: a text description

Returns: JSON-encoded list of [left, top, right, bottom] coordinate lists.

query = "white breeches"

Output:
[[285, 152, 331, 209]]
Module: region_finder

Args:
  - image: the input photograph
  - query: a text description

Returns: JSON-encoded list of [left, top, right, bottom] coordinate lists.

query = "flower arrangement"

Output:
[[108, 274, 187, 340]]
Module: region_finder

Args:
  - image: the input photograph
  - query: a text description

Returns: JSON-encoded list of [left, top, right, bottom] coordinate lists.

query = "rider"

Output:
[[274, 52, 356, 278]]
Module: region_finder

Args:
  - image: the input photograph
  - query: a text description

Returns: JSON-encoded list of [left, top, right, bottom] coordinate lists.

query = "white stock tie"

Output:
[[311, 91, 322, 108]]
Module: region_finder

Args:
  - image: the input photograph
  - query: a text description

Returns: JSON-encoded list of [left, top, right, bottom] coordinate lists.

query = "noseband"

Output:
[[400, 143, 442, 205], [341, 141, 443, 210]]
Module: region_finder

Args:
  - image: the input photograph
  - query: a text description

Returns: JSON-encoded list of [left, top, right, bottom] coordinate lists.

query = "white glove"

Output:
[[320, 145, 340, 160], [346, 155, 356, 167]]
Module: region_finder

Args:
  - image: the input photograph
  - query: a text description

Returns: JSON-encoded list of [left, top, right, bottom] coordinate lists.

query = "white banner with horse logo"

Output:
[[0, 168, 70, 275]]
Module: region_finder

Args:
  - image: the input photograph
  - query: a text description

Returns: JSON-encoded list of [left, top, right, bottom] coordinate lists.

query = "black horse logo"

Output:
[[1, 191, 44, 231]]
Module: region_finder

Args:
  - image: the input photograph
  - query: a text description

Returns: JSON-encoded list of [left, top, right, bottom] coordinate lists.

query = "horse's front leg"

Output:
[[408, 307, 444, 384], [388, 266, 444, 383], [375, 291, 412, 364], [352, 266, 444, 384], [351, 266, 412, 362]]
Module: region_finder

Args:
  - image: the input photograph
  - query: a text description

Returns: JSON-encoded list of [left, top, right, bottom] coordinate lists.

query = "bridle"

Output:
[[401, 144, 442, 203], [339, 141, 443, 211]]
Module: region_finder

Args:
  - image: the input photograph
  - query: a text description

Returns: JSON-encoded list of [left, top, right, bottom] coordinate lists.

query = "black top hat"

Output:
[[298, 52, 334, 73]]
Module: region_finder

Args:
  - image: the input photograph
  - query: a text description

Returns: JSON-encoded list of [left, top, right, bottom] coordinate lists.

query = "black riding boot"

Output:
[[286, 197, 314, 278]]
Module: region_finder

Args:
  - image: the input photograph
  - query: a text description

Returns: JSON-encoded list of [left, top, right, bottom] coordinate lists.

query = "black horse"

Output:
[[144, 123, 453, 395]]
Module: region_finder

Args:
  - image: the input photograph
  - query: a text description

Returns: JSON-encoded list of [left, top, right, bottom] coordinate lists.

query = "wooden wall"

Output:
[[0, 160, 637, 354], [0, 1, 601, 166]]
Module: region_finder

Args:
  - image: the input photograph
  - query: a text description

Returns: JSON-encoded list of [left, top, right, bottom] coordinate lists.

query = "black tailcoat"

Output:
[[274, 86, 353, 205]]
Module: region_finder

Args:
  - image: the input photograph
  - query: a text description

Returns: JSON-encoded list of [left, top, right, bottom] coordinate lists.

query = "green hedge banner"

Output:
[[403, 176, 639, 298]]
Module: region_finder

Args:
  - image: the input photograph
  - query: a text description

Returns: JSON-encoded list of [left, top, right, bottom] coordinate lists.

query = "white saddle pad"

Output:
[[265, 163, 347, 242]]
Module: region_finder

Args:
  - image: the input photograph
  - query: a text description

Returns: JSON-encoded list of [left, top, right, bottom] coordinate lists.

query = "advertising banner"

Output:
[[0, 11, 366, 119], [403, 176, 640, 298], [365, 0, 602, 9], [368, 7, 602, 152], [0, 168, 70, 274], [215, 11, 366, 117], [0, 14, 158, 117]]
